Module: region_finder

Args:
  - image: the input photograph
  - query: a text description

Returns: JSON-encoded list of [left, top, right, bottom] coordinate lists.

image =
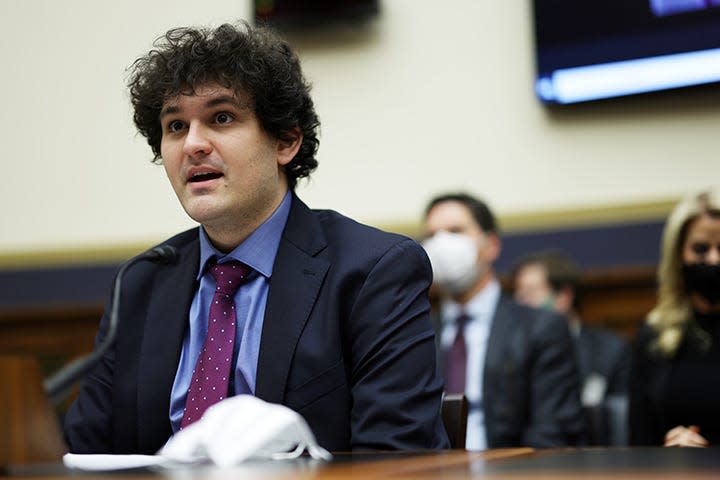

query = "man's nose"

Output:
[[182, 122, 212, 158]]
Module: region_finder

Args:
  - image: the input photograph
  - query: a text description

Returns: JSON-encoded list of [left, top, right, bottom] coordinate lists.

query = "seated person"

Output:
[[64, 21, 449, 453], [630, 189, 720, 447], [511, 250, 631, 445], [422, 192, 585, 450]]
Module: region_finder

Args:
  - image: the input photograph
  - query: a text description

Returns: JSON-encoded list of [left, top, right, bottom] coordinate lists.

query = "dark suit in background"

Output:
[[424, 193, 585, 449], [575, 326, 631, 399], [575, 325, 631, 445], [468, 296, 585, 448], [433, 295, 585, 448], [65, 197, 450, 453]]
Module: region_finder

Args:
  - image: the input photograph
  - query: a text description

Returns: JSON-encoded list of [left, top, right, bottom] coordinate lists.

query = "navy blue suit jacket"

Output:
[[64, 196, 449, 453], [435, 296, 585, 448], [482, 297, 585, 448]]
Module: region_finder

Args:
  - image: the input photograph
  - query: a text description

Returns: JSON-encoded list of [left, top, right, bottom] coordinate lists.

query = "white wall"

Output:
[[2, 1, 719, 254]]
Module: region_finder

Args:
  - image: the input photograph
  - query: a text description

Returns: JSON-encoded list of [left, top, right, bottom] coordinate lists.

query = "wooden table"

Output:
[[5, 448, 720, 479]]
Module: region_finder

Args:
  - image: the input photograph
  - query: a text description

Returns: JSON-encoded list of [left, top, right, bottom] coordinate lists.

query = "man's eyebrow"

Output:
[[159, 105, 179, 120], [205, 95, 248, 110], [159, 95, 248, 120]]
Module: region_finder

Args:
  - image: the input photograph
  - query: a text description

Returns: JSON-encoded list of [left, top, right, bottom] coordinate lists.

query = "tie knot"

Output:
[[210, 261, 250, 295], [456, 312, 470, 330]]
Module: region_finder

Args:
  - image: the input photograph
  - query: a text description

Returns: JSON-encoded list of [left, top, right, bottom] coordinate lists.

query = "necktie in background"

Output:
[[445, 313, 469, 394], [181, 261, 250, 428]]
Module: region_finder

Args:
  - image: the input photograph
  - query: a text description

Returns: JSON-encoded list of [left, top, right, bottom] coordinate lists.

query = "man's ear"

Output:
[[277, 127, 302, 166], [485, 232, 502, 263], [554, 286, 574, 314]]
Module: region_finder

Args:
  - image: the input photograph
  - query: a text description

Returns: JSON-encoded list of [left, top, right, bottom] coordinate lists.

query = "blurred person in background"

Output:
[[630, 189, 720, 447], [421, 192, 585, 450], [511, 250, 631, 445]]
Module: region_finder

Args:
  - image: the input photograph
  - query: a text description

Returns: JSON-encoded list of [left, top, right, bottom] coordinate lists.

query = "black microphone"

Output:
[[43, 245, 180, 404]]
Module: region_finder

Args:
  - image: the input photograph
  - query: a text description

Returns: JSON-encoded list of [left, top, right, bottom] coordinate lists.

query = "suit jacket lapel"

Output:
[[484, 296, 514, 379], [137, 235, 199, 450], [255, 196, 329, 404]]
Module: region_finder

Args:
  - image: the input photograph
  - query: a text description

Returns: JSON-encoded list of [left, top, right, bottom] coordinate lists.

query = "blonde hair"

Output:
[[647, 189, 720, 356]]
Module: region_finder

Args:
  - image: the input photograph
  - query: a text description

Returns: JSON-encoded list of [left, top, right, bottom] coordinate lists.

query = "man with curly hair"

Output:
[[64, 21, 449, 454]]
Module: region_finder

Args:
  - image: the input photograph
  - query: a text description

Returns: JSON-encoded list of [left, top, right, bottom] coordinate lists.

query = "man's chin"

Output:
[[182, 202, 225, 226]]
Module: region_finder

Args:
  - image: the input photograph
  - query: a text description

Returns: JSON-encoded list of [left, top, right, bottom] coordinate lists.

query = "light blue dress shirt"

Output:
[[169, 192, 292, 433], [440, 279, 500, 450]]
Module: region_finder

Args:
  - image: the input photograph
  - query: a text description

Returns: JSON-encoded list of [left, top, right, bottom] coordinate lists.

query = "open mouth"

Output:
[[188, 172, 223, 183]]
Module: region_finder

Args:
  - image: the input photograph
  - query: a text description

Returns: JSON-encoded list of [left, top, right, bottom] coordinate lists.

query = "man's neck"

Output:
[[454, 271, 495, 306], [205, 189, 290, 253]]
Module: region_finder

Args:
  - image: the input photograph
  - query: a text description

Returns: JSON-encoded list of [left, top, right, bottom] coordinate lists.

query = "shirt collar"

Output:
[[197, 191, 292, 280], [441, 278, 501, 325]]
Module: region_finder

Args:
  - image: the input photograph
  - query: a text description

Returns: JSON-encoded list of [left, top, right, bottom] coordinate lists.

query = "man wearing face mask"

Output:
[[630, 189, 720, 447], [422, 193, 585, 449], [511, 250, 631, 445]]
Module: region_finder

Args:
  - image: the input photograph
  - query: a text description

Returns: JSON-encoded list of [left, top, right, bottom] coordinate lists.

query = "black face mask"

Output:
[[682, 263, 720, 305]]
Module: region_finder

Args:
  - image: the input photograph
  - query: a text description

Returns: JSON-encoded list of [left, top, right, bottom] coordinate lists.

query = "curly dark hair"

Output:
[[127, 21, 320, 190]]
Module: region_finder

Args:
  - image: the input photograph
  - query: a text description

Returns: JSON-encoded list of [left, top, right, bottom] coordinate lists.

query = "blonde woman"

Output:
[[630, 189, 720, 447]]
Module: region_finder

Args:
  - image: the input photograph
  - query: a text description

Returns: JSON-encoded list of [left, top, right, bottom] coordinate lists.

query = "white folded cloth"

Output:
[[160, 395, 332, 467], [64, 395, 332, 471], [63, 454, 164, 470]]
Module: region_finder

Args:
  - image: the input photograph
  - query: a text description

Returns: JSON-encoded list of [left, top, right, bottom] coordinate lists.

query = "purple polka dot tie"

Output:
[[181, 261, 250, 429]]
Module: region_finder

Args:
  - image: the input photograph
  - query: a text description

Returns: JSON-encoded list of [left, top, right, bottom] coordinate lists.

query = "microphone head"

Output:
[[148, 245, 180, 264]]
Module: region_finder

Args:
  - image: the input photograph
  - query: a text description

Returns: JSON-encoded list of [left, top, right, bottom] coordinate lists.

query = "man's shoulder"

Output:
[[491, 296, 573, 353], [311, 207, 418, 252], [285, 196, 421, 257], [284, 201, 428, 277], [495, 295, 567, 328]]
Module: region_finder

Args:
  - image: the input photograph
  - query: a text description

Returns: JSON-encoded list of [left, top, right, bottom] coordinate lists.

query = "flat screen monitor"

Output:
[[532, 0, 720, 104], [254, 0, 379, 30]]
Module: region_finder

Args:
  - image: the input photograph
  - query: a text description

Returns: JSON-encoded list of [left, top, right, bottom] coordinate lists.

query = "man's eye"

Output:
[[215, 112, 234, 124], [167, 120, 185, 132]]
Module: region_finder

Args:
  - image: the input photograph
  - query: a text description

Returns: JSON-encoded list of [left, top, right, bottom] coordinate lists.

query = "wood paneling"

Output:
[[0, 304, 101, 410], [0, 266, 658, 376], [578, 266, 656, 339], [0, 356, 65, 466], [0, 304, 100, 360]]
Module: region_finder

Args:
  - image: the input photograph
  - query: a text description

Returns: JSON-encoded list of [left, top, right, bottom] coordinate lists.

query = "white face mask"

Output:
[[159, 395, 332, 466], [422, 231, 483, 297]]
